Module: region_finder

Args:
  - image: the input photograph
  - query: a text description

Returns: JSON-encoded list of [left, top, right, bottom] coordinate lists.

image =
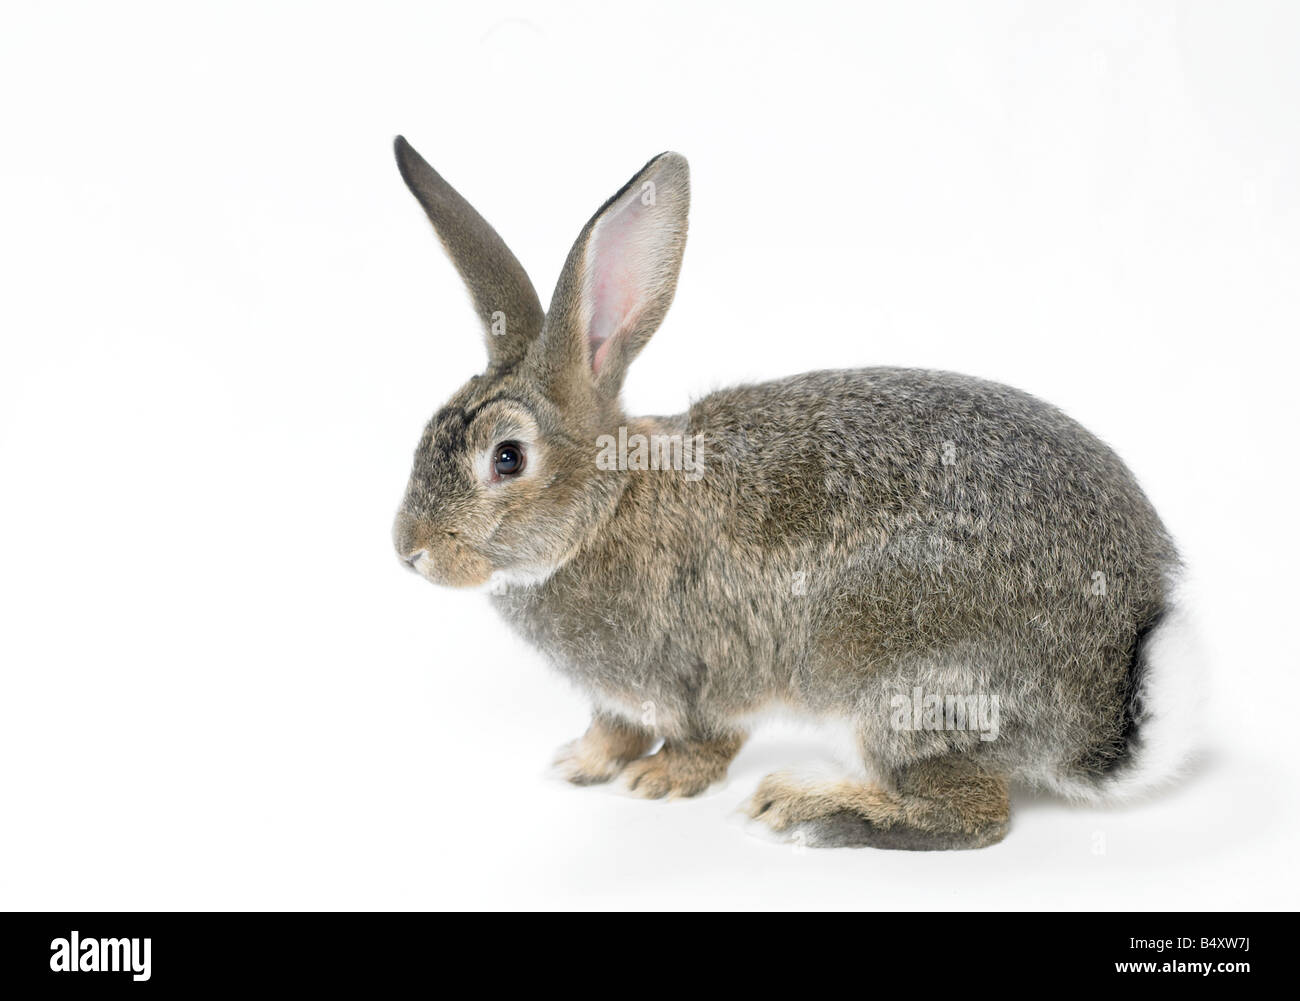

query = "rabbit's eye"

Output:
[[493, 441, 525, 477]]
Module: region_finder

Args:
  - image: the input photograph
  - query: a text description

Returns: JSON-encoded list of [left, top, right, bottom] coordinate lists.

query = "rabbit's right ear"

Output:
[[541, 152, 689, 402], [394, 137, 544, 368]]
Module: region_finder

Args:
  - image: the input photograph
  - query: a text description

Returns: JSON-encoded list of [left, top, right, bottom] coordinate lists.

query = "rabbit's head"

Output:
[[391, 138, 689, 588]]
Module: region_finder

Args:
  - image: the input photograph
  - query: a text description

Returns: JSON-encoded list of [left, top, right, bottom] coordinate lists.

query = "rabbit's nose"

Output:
[[393, 510, 430, 570]]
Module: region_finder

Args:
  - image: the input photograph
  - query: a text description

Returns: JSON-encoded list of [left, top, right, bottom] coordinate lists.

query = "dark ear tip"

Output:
[[393, 135, 427, 185]]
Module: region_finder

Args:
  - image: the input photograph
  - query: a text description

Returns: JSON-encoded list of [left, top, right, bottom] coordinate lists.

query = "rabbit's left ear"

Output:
[[542, 152, 689, 399], [394, 136, 545, 368]]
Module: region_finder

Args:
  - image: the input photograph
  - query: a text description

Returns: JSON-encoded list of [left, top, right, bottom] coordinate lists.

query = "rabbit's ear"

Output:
[[542, 152, 689, 399], [394, 136, 544, 368]]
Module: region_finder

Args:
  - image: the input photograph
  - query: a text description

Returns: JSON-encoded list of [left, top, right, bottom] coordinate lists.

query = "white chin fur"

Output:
[[478, 565, 558, 595]]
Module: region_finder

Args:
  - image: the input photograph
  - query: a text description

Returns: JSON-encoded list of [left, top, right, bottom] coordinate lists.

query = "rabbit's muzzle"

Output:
[[392, 509, 493, 588]]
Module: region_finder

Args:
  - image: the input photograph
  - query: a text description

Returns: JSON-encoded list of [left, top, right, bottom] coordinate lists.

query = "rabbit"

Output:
[[390, 136, 1197, 850]]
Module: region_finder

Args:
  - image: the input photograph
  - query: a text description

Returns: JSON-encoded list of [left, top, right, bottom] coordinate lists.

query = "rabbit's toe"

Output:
[[551, 739, 626, 786], [551, 715, 658, 787], [622, 753, 712, 799], [745, 771, 899, 832], [622, 736, 743, 799]]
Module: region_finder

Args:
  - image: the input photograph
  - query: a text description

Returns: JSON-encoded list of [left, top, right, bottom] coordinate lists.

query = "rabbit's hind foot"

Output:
[[745, 756, 1009, 851]]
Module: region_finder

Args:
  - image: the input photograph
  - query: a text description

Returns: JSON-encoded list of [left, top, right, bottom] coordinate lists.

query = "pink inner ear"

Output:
[[586, 195, 650, 375], [590, 330, 615, 375]]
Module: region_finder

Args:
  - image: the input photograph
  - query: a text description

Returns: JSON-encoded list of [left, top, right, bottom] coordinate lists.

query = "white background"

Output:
[[2, 1, 1297, 910]]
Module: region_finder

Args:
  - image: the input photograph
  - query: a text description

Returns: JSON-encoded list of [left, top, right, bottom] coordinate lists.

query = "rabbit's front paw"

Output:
[[622, 735, 744, 800], [552, 715, 656, 787], [552, 739, 627, 786]]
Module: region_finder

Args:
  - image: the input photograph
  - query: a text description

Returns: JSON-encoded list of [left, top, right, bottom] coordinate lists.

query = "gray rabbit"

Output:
[[391, 138, 1196, 850]]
